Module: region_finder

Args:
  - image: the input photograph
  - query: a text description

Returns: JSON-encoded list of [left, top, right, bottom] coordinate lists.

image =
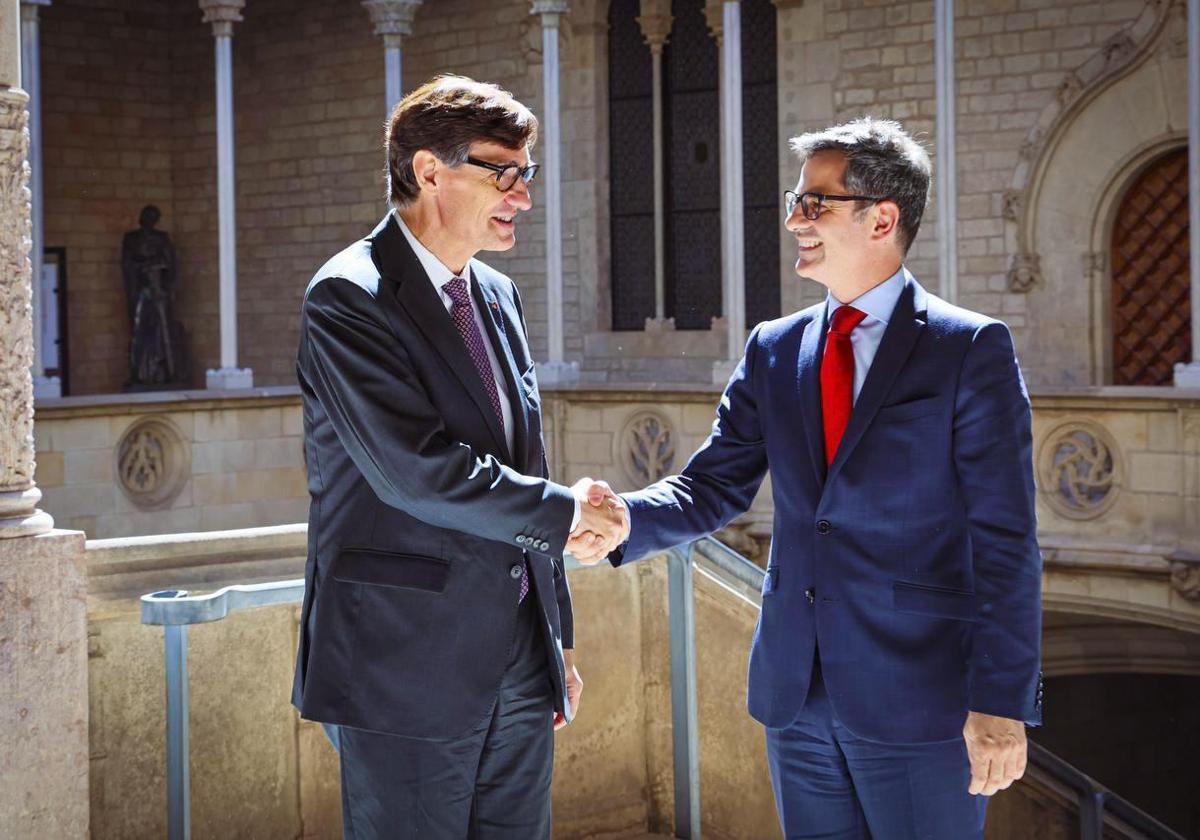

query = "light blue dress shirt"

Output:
[[825, 265, 910, 405]]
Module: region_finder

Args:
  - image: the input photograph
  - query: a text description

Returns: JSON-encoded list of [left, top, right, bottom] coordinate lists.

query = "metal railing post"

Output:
[[164, 621, 191, 840], [668, 547, 701, 839], [1079, 788, 1105, 840]]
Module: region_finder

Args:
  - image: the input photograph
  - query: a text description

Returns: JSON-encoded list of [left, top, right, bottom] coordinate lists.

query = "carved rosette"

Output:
[[620, 411, 676, 486], [1038, 420, 1122, 520], [0, 90, 35, 495], [115, 417, 190, 510]]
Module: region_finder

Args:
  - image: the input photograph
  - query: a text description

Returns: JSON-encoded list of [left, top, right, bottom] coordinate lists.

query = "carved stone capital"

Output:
[[362, 0, 422, 40], [636, 13, 673, 53], [199, 0, 244, 36], [531, 0, 569, 21], [19, 0, 51, 24], [1007, 252, 1043, 293], [704, 0, 723, 44]]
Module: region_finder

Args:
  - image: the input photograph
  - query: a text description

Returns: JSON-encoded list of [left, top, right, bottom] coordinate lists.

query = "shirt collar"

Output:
[[393, 211, 470, 295], [826, 264, 908, 326]]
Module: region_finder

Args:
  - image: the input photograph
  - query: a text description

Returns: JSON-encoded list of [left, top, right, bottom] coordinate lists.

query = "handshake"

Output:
[[565, 478, 630, 565]]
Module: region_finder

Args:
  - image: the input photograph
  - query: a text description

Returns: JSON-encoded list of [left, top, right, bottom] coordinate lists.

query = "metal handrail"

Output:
[[140, 535, 1182, 840]]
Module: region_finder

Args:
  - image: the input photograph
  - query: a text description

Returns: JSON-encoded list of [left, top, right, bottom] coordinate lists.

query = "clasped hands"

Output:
[[566, 478, 629, 565]]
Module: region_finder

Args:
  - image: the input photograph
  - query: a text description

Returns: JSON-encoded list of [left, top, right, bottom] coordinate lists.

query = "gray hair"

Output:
[[788, 118, 931, 254]]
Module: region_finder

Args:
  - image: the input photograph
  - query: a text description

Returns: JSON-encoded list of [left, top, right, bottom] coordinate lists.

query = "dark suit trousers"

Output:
[[765, 653, 987, 840], [327, 596, 555, 840]]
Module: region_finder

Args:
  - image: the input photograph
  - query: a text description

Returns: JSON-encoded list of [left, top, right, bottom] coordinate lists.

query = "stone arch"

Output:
[[1003, 0, 1187, 386]]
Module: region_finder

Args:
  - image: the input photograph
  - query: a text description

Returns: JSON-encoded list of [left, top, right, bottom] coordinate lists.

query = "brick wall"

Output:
[[40, 0, 176, 395]]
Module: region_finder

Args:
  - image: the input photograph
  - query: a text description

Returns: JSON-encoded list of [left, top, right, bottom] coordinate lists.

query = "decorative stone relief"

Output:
[[1055, 72, 1083, 107], [1007, 252, 1043, 293], [361, 0, 423, 44], [0, 90, 35, 496], [1038, 421, 1121, 520], [1102, 31, 1136, 67], [115, 417, 190, 510], [1001, 190, 1021, 223], [1170, 558, 1200, 602], [620, 411, 675, 486]]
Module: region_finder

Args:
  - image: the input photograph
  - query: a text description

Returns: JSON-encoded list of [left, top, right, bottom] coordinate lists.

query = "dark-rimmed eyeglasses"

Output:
[[784, 190, 886, 221], [465, 156, 540, 191]]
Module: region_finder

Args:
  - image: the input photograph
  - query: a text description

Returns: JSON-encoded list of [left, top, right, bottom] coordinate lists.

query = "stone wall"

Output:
[[34, 388, 308, 538], [39, 0, 1190, 395]]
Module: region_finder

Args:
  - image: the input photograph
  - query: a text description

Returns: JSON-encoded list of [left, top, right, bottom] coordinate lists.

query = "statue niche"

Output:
[[121, 205, 190, 390]]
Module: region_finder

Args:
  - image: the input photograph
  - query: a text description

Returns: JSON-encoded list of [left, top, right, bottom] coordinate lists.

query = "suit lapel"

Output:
[[825, 277, 927, 484], [470, 265, 529, 468], [374, 215, 510, 460], [796, 306, 829, 487]]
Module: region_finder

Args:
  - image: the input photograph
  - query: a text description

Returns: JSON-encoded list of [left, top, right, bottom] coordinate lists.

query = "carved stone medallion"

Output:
[[115, 417, 190, 509], [1038, 421, 1121, 519], [620, 411, 676, 486]]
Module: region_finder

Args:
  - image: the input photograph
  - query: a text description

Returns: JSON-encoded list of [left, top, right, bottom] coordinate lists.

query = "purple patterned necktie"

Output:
[[443, 277, 528, 603]]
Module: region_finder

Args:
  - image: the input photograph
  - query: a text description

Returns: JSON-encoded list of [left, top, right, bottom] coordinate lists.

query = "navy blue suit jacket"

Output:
[[292, 214, 576, 739], [615, 275, 1043, 744]]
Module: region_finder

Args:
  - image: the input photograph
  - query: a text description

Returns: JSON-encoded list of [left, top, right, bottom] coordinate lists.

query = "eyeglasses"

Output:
[[784, 190, 886, 221], [465, 156, 540, 191]]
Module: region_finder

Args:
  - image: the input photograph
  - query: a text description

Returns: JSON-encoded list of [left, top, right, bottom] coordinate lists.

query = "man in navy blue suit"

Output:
[[575, 118, 1043, 838]]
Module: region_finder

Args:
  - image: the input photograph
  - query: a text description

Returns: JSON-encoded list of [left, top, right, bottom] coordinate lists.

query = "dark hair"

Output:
[[789, 117, 931, 254], [385, 75, 539, 209]]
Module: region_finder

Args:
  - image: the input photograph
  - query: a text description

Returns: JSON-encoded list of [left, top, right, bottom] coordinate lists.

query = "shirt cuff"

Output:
[[570, 498, 581, 531]]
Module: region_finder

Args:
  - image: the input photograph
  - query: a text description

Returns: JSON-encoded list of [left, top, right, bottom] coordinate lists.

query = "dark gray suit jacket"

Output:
[[291, 213, 576, 739]]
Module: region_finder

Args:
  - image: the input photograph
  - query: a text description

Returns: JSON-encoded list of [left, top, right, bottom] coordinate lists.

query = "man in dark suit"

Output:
[[291, 76, 626, 839], [576, 118, 1043, 838]]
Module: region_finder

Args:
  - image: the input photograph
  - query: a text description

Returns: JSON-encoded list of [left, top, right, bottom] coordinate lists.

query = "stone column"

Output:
[[362, 0, 422, 116], [200, 0, 252, 389], [638, 2, 673, 329], [19, 0, 56, 398], [934, 0, 958, 304], [710, 0, 745, 384], [531, 0, 578, 385], [1176, 0, 1200, 386], [0, 1, 89, 834]]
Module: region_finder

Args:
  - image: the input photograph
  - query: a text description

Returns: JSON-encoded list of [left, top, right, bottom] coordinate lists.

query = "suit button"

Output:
[[538, 540, 550, 551], [516, 535, 527, 545], [804, 587, 815, 604], [509, 564, 524, 579], [816, 520, 832, 535]]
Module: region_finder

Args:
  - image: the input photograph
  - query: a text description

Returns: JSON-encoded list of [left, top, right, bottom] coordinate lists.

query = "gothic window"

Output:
[[1111, 148, 1190, 385], [608, 0, 780, 331]]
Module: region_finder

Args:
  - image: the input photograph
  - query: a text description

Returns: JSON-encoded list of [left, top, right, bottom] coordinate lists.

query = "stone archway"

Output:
[[1003, 0, 1188, 386]]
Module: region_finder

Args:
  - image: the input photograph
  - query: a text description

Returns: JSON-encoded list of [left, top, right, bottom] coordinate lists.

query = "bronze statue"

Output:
[[121, 206, 187, 388]]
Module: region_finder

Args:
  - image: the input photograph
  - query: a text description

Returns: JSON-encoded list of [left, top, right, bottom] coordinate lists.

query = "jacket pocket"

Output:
[[333, 548, 450, 593], [877, 396, 941, 423], [893, 580, 977, 621]]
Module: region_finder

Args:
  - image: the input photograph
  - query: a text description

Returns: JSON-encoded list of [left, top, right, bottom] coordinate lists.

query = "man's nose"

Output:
[[506, 177, 533, 211]]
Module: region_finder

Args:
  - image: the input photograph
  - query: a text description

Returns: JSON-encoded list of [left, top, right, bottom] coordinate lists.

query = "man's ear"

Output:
[[411, 149, 440, 196], [872, 199, 901, 243]]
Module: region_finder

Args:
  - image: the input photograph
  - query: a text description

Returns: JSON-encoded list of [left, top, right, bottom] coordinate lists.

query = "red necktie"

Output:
[[820, 305, 867, 468]]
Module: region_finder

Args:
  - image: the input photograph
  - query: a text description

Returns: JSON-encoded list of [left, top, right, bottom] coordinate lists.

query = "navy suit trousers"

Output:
[[326, 596, 556, 839], [765, 652, 987, 840]]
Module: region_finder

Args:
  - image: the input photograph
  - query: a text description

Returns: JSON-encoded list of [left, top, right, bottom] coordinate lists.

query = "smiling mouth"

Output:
[[796, 237, 823, 253], [492, 215, 515, 229]]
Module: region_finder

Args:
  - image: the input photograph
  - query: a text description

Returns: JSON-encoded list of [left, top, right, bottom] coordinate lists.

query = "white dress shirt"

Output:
[[395, 213, 515, 456], [826, 265, 909, 405], [394, 214, 583, 531]]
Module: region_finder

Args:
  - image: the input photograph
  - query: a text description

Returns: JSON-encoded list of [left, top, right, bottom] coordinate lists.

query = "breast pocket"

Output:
[[876, 396, 941, 423], [333, 548, 450, 593]]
